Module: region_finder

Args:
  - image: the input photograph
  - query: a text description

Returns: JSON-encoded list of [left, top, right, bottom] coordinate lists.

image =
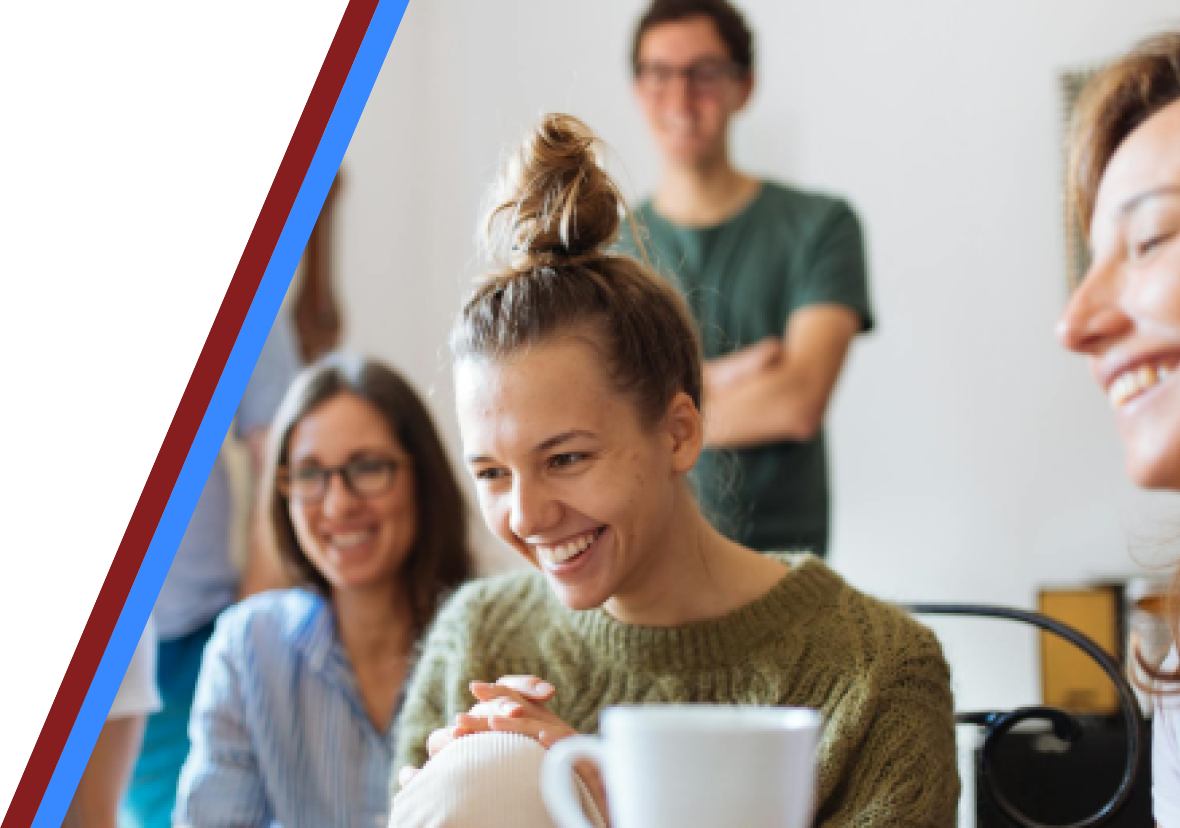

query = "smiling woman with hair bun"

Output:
[[389, 113, 959, 827]]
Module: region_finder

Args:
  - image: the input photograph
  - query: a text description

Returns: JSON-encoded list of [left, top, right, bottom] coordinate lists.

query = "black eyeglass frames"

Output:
[[278, 454, 408, 501]]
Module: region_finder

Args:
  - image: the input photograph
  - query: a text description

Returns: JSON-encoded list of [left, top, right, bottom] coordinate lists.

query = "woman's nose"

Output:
[[508, 479, 556, 541], [1056, 260, 1131, 354], [669, 73, 693, 103], [321, 471, 361, 516]]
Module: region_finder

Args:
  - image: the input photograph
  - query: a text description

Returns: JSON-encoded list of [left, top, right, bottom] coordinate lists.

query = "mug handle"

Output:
[[541, 735, 607, 828]]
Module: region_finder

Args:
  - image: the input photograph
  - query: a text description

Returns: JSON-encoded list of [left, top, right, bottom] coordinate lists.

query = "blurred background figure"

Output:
[[175, 354, 474, 828], [65, 617, 161, 828], [619, 0, 873, 556], [1055, 30, 1180, 825], [123, 317, 301, 828]]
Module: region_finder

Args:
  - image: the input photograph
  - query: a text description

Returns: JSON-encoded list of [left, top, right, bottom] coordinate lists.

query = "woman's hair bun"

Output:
[[484, 113, 624, 271]]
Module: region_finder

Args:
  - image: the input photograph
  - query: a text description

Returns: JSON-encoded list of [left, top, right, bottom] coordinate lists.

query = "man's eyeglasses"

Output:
[[279, 454, 406, 502], [635, 58, 744, 96]]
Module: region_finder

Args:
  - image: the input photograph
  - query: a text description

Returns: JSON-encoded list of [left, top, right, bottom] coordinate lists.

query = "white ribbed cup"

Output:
[[542, 705, 822, 828]]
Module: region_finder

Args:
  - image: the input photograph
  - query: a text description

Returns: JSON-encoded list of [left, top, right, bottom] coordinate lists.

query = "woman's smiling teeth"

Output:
[[535, 527, 605, 566], [330, 529, 376, 549], [1109, 361, 1175, 408]]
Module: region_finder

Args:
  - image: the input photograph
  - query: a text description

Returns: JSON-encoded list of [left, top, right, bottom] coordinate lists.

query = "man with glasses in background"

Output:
[[622, 0, 875, 557]]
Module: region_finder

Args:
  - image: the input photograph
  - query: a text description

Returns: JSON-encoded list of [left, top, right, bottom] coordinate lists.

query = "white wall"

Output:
[[335, 0, 1180, 710]]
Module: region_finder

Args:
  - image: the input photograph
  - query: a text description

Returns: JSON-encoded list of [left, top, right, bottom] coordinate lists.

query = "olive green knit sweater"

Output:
[[392, 554, 960, 826]]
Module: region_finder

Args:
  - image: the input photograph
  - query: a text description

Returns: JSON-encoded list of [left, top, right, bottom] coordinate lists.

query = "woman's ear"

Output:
[[664, 392, 704, 475]]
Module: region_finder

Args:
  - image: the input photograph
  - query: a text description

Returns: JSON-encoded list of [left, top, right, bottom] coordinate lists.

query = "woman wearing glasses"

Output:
[[174, 354, 475, 828], [1056, 32, 1180, 826], [620, 0, 873, 557]]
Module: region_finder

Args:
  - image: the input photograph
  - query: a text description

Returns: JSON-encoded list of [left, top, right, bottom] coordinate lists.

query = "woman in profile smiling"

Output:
[[174, 354, 474, 828], [1055, 31, 1180, 827], [390, 114, 959, 827]]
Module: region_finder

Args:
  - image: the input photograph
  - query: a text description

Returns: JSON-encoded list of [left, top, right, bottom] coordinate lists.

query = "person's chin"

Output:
[[669, 146, 708, 166], [657, 134, 703, 161], [329, 570, 381, 594], [1127, 447, 1180, 491], [326, 555, 400, 594], [538, 526, 612, 593]]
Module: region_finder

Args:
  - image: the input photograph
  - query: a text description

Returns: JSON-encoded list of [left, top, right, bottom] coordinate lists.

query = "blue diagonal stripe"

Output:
[[32, 1, 410, 824]]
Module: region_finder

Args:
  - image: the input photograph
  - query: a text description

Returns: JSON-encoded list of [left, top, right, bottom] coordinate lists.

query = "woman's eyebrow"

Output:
[[463, 430, 597, 464], [533, 429, 597, 454], [1119, 183, 1180, 216], [346, 446, 395, 459]]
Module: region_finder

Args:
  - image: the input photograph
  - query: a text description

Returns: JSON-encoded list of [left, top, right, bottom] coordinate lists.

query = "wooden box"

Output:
[[1038, 587, 1122, 715]]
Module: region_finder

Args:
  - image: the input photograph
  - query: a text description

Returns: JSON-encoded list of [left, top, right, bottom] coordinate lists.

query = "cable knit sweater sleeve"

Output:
[[814, 605, 959, 827]]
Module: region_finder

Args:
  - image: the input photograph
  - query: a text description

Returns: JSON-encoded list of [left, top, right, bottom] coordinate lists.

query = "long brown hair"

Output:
[[452, 113, 703, 430], [265, 353, 475, 636], [1067, 31, 1180, 690], [1140, 590, 1180, 690], [1068, 31, 1180, 237]]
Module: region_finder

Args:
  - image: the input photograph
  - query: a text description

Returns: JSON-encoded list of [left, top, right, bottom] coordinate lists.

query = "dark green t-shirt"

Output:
[[622, 182, 873, 554]]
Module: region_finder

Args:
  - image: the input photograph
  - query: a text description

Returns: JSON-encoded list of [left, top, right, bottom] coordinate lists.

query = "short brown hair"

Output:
[[452, 113, 703, 431], [632, 0, 754, 74], [265, 353, 474, 636], [1068, 31, 1180, 237]]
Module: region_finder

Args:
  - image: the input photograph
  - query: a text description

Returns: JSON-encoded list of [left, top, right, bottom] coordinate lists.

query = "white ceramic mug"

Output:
[[542, 705, 822, 828]]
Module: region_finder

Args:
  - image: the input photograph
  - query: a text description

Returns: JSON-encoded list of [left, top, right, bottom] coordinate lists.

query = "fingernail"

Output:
[[503, 701, 522, 715], [535, 680, 554, 694]]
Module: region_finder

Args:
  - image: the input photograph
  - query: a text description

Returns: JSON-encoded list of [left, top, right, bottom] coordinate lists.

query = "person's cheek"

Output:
[[290, 506, 315, 551], [488, 494, 514, 547], [1132, 250, 1180, 331]]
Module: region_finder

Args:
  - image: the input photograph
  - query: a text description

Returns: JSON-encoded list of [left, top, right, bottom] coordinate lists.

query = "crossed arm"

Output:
[[703, 303, 862, 449]]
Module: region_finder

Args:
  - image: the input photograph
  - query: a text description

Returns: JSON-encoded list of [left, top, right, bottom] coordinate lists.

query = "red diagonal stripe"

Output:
[[2, 2, 380, 824]]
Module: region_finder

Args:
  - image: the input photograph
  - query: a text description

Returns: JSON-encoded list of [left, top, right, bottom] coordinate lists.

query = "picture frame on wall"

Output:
[[1060, 67, 1099, 292]]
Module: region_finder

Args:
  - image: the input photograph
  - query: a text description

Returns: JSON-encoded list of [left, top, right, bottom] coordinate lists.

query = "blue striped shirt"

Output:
[[175, 589, 396, 828]]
